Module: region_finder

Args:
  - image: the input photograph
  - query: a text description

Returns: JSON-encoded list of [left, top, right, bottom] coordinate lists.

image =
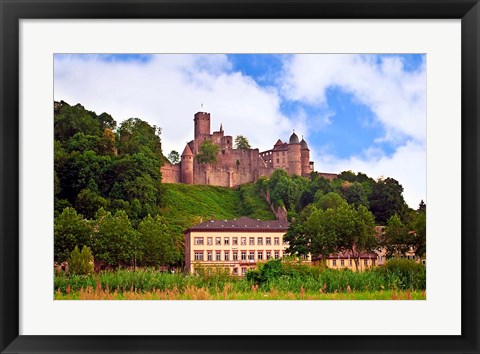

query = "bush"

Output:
[[68, 245, 94, 275], [375, 258, 426, 290]]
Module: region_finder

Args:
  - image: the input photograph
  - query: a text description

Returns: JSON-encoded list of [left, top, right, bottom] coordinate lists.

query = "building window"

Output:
[[224, 251, 230, 261], [349, 259, 353, 266], [241, 251, 247, 261], [233, 237, 238, 245], [276, 158, 280, 163], [266, 237, 271, 245], [249, 237, 255, 245], [207, 237, 212, 245], [241, 237, 246, 245], [233, 268, 238, 275], [341, 259, 345, 266], [372, 259, 376, 266], [215, 237, 221, 245], [364, 259, 368, 266], [194, 237, 204, 245], [207, 251, 212, 261], [274, 237, 279, 245], [282, 151, 285, 156], [249, 251, 255, 261], [233, 251, 238, 261], [224, 237, 229, 245], [274, 251, 280, 259], [282, 158, 285, 163], [194, 251, 204, 261], [216, 252, 221, 261], [266, 251, 271, 259], [241, 268, 246, 276], [257, 251, 263, 260], [257, 237, 263, 245], [333, 260, 337, 266]]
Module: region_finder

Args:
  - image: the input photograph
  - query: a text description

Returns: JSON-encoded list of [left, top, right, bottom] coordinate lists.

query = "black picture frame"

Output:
[[1, 1, 479, 353]]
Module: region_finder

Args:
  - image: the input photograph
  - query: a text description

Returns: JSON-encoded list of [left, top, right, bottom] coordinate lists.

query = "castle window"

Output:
[[276, 158, 280, 163], [282, 151, 285, 156], [282, 158, 285, 163]]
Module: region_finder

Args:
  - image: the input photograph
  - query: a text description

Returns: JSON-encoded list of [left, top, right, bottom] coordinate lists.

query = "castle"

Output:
[[161, 111, 319, 187]]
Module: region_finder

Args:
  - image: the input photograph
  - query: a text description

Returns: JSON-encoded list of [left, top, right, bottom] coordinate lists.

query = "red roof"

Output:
[[185, 216, 289, 233]]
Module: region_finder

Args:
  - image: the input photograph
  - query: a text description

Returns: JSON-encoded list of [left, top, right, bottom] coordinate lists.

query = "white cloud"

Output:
[[281, 54, 426, 207], [54, 54, 296, 156]]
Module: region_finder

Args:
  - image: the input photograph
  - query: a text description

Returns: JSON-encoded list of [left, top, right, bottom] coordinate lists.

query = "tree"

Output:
[[137, 215, 180, 267], [315, 191, 347, 211], [116, 117, 163, 157], [93, 209, 139, 268], [383, 214, 409, 258], [234, 135, 251, 150], [167, 150, 180, 164], [54, 207, 92, 263], [195, 140, 219, 164], [68, 245, 94, 275], [369, 177, 408, 224]]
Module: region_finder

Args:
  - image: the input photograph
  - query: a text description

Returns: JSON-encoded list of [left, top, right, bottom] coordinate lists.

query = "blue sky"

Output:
[[54, 53, 426, 207]]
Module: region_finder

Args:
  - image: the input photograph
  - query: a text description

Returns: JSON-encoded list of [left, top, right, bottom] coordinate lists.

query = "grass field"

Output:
[[55, 286, 425, 300]]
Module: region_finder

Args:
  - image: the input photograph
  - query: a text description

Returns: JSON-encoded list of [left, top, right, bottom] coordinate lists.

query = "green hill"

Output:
[[160, 183, 275, 234]]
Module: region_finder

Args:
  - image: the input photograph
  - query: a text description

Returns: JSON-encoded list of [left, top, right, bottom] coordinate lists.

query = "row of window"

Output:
[[193, 236, 285, 246], [331, 259, 376, 267], [193, 250, 285, 261]]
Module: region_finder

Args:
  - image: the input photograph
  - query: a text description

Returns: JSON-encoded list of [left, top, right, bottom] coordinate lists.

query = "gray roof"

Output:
[[185, 216, 289, 233]]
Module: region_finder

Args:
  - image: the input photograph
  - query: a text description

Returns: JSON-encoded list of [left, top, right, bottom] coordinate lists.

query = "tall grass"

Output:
[[55, 259, 426, 296]]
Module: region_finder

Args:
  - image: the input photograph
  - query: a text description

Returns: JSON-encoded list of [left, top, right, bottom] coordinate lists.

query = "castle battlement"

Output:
[[161, 112, 315, 186]]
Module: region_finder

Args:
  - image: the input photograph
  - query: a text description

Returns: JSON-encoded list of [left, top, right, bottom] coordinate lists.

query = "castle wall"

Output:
[[301, 149, 310, 177], [161, 162, 181, 183]]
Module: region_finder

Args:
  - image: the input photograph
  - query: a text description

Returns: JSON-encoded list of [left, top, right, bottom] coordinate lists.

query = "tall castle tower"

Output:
[[300, 137, 310, 177], [193, 112, 211, 153], [181, 144, 194, 184], [287, 131, 302, 176]]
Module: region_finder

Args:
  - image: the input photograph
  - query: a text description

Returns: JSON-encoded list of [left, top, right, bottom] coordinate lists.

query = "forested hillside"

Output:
[[54, 101, 274, 269]]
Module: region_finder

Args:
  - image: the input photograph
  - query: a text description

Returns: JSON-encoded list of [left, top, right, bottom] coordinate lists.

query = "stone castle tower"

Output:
[[161, 111, 318, 186]]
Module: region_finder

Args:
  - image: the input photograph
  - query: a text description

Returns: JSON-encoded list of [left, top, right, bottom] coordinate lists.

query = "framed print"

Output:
[[1, 0, 479, 353]]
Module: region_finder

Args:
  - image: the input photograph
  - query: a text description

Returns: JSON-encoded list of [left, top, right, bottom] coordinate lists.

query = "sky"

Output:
[[54, 53, 426, 208]]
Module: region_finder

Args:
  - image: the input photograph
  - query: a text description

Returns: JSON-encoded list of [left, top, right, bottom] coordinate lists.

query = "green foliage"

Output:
[[138, 215, 181, 267], [369, 177, 408, 224], [68, 245, 94, 275], [384, 214, 410, 258], [167, 150, 180, 164], [377, 258, 426, 290], [234, 135, 251, 150], [195, 140, 219, 164], [54, 207, 92, 263], [116, 117, 163, 157], [237, 183, 275, 220], [93, 209, 138, 267]]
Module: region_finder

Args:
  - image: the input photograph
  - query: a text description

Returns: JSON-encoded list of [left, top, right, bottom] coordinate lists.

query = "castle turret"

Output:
[[181, 144, 194, 184], [194, 112, 211, 140], [287, 131, 302, 176], [300, 137, 310, 177]]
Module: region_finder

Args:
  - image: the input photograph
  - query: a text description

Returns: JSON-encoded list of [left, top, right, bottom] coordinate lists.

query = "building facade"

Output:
[[161, 111, 323, 187], [184, 217, 292, 276]]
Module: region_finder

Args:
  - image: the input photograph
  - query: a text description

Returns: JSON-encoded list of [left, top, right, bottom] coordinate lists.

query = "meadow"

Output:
[[54, 259, 426, 300]]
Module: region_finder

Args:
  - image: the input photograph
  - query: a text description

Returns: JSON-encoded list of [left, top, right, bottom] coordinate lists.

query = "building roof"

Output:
[[274, 139, 283, 146], [300, 137, 309, 150], [181, 144, 193, 157], [289, 131, 300, 144], [185, 216, 290, 233]]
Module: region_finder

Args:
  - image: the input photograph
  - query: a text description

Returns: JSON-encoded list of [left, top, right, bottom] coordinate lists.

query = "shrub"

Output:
[[68, 245, 94, 275], [376, 258, 426, 290]]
